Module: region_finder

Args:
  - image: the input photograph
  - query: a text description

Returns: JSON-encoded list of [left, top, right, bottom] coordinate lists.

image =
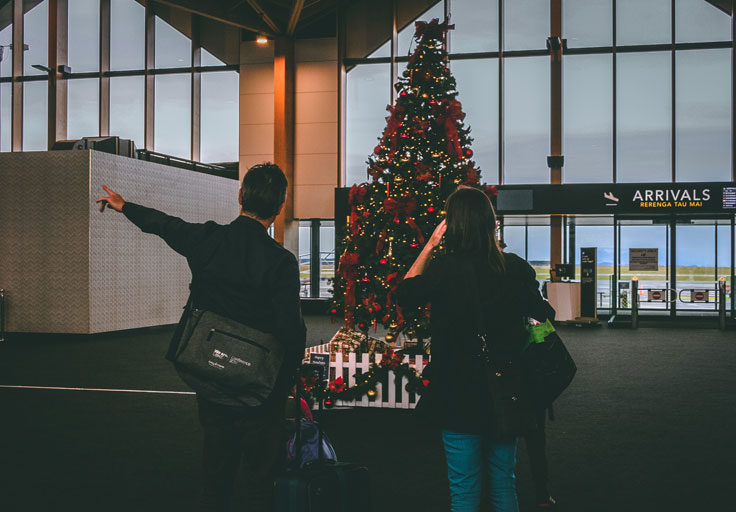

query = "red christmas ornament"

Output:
[[465, 148, 473, 157], [427, 206, 435, 212], [331, 308, 338, 314], [379, 258, 388, 265], [361, 277, 370, 282], [410, 242, 419, 248]]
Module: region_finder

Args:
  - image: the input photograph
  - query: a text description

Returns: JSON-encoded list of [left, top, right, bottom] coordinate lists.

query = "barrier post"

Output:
[[0, 289, 5, 342], [631, 277, 639, 329], [719, 278, 727, 331]]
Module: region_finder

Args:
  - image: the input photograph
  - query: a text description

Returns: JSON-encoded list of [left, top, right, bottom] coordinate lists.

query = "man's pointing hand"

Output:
[[96, 185, 126, 212]]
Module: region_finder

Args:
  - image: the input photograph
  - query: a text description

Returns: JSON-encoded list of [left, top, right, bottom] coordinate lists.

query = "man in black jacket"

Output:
[[96, 163, 306, 512]]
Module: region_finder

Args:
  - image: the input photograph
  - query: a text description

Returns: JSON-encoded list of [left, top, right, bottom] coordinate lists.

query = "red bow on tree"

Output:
[[380, 104, 406, 161], [414, 18, 455, 46], [383, 196, 417, 220], [415, 161, 434, 182], [484, 185, 499, 198], [339, 250, 360, 327], [349, 184, 368, 206], [434, 99, 465, 156]]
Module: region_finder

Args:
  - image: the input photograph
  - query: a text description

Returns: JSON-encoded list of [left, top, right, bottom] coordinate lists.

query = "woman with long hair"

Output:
[[396, 187, 553, 512]]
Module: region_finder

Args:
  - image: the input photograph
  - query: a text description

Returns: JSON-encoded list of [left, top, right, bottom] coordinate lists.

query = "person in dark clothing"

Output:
[[96, 163, 306, 512], [522, 407, 557, 510], [396, 187, 552, 512]]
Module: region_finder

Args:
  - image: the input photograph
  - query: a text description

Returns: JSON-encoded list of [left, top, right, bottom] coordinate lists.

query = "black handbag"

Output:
[[522, 322, 577, 409], [166, 278, 285, 407]]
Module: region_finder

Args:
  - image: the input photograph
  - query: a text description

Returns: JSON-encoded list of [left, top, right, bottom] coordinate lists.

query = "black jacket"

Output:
[[396, 251, 552, 435], [122, 203, 307, 405]]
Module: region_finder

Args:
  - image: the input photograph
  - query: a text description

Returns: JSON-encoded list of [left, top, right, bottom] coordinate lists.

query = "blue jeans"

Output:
[[441, 430, 519, 512]]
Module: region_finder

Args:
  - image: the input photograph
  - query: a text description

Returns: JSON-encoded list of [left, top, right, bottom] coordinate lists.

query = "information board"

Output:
[[629, 248, 659, 271], [580, 247, 597, 318]]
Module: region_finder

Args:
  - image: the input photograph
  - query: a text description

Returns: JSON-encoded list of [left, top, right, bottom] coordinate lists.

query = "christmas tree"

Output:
[[332, 18, 496, 342]]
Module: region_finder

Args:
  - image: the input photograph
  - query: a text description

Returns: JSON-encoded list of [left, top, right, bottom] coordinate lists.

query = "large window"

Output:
[[563, 0, 612, 48], [155, 16, 191, 69], [504, 56, 550, 184], [154, 74, 191, 159], [201, 71, 239, 163], [564, 54, 613, 183], [343, 0, 733, 187], [23, 81, 47, 151], [616, 52, 672, 183], [0, 6, 11, 78], [1, 83, 10, 152], [110, 76, 144, 149], [617, 0, 671, 46], [503, 0, 549, 51], [452, 59, 499, 183], [345, 63, 390, 187], [2, 3, 236, 159], [23, 0, 47, 76], [110, 0, 145, 71], [675, 0, 731, 44], [68, 0, 99, 73], [675, 49, 731, 182], [450, 0, 498, 54], [67, 78, 99, 140]]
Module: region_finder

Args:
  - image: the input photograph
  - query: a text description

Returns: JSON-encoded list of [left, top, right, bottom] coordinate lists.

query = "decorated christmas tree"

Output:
[[331, 18, 496, 343]]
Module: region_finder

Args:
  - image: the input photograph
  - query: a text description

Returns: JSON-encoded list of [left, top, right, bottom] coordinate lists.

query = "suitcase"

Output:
[[275, 366, 370, 512], [274, 460, 370, 512]]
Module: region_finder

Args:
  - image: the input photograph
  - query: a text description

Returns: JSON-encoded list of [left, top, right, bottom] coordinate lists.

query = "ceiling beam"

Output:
[[150, 0, 275, 36], [286, 0, 305, 36], [245, 0, 282, 34]]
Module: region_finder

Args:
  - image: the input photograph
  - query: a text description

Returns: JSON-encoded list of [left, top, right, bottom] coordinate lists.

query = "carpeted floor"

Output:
[[0, 319, 734, 512]]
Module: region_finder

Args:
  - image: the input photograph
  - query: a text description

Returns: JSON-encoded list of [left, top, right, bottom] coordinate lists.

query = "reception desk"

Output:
[[0, 150, 238, 334], [546, 281, 582, 322]]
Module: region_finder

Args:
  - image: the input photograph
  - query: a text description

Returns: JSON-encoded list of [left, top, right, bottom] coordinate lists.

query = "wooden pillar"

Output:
[[191, 15, 201, 162], [11, 0, 23, 151], [99, 0, 110, 137], [549, 0, 563, 281], [144, 1, 155, 151], [337, 0, 347, 186], [48, 0, 68, 149], [273, 36, 298, 256]]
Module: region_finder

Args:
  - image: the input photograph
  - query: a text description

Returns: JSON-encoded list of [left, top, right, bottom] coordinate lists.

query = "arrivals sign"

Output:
[[495, 182, 736, 215]]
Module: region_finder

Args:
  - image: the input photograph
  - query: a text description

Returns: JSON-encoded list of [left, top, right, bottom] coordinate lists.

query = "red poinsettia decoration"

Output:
[[328, 376, 346, 394], [379, 348, 404, 371]]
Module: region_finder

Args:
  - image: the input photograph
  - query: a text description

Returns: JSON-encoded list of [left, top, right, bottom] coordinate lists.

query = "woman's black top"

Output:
[[396, 251, 553, 435]]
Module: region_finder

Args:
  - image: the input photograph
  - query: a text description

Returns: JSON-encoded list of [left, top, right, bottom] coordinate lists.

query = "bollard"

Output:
[[631, 278, 639, 329], [719, 278, 726, 331], [0, 289, 5, 342]]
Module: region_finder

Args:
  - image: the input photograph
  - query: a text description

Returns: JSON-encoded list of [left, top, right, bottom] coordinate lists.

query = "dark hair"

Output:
[[240, 163, 288, 219], [444, 187, 505, 273]]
